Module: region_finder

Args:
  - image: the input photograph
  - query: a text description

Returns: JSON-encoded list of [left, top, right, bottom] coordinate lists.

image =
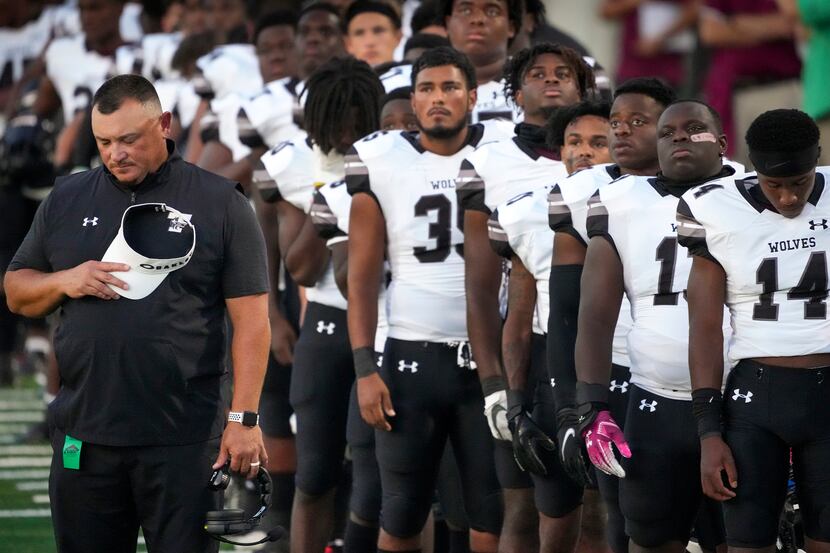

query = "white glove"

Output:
[[483, 390, 511, 441]]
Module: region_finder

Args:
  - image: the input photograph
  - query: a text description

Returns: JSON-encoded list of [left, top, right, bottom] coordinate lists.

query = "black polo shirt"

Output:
[[8, 141, 269, 446]]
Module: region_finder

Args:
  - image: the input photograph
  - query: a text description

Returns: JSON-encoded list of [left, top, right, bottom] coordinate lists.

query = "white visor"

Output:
[[101, 203, 196, 300]]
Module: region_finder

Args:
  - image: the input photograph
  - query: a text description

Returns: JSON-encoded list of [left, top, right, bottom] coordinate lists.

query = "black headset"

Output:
[[204, 462, 285, 547]]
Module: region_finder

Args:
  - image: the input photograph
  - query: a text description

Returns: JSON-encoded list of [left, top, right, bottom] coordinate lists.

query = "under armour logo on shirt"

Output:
[[376, 355, 383, 368], [809, 219, 828, 231], [550, 378, 556, 388], [639, 399, 657, 412], [609, 380, 629, 394], [732, 389, 753, 403], [397, 360, 419, 373], [316, 321, 336, 335], [82, 217, 98, 227]]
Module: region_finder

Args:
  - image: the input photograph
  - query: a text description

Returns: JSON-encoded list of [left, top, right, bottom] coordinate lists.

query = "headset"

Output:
[[204, 462, 286, 546]]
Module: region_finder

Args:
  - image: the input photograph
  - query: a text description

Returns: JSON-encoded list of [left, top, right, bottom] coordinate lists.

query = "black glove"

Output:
[[555, 406, 596, 487], [507, 390, 556, 476]]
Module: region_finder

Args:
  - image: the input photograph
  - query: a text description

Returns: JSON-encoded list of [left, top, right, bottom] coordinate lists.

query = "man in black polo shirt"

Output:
[[4, 74, 271, 553]]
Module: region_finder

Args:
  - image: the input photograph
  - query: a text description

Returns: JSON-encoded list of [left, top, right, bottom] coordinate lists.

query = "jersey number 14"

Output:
[[754, 253, 828, 320]]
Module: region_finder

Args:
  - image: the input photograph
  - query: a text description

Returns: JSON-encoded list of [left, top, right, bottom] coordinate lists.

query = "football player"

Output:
[[455, 42, 591, 552], [546, 77, 675, 553], [441, 0, 522, 122], [680, 109, 830, 549], [259, 57, 384, 553], [573, 99, 732, 552], [346, 47, 509, 553], [486, 99, 612, 553]]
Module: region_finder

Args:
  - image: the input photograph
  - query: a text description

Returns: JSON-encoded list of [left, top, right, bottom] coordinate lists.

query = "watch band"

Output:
[[228, 411, 259, 427]]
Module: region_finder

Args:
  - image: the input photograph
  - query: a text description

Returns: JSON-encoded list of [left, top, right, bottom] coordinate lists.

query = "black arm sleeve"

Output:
[[222, 186, 270, 298], [547, 263, 582, 410]]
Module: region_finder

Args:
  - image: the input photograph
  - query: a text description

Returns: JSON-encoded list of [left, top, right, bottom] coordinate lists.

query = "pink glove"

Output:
[[582, 410, 631, 478]]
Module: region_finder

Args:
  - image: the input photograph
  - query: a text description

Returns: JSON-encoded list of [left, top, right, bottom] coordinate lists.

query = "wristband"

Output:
[[481, 375, 507, 397], [353, 347, 378, 378], [576, 381, 609, 406], [691, 388, 723, 439]]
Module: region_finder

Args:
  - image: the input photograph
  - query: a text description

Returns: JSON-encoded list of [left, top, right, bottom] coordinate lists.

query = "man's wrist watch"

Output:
[[228, 411, 259, 427]]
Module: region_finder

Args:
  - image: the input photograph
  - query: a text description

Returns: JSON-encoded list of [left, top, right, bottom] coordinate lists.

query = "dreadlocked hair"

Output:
[[303, 56, 384, 155], [503, 42, 596, 106]]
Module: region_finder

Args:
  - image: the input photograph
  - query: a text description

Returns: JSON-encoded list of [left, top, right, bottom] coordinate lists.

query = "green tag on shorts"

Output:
[[62, 435, 82, 470]]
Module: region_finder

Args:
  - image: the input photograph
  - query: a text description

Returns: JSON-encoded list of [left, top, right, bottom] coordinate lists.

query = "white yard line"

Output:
[[0, 457, 52, 468], [0, 412, 44, 422], [0, 401, 44, 410], [0, 469, 50, 479], [0, 508, 51, 518], [0, 445, 51, 456], [15, 480, 48, 491]]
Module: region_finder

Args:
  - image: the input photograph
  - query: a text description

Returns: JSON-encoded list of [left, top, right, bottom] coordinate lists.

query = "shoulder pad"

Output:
[[352, 130, 401, 159], [260, 137, 314, 211], [497, 190, 547, 238]]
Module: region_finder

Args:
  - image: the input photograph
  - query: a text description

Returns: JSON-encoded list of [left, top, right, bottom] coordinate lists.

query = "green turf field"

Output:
[[0, 387, 257, 552]]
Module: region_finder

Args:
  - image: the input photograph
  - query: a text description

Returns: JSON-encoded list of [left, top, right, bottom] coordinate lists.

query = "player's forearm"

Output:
[[464, 217, 505, 382], [228, 294, 270, 412], [4, 268, 67, 318], [687, 260, 727, 390], [283, 215, 330, 287], [502, 260, 536, 391], [574, 240, 624, 386]]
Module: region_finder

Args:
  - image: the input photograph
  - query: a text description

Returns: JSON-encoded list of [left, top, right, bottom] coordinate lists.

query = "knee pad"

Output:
[[381, 493, 433, 539], [294, 453, 342, 496]]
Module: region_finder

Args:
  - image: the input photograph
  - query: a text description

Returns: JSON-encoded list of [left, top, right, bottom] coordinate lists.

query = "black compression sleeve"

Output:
[[547, 264, 582, 410]]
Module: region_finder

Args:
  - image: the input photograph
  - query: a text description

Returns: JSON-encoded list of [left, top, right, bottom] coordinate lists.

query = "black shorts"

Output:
[[49, 426, 221, 553], [618, 385, 723, 548], [724, 359, 830, 547], [290, 302, 353, 496], [375, 338, 502, 538]]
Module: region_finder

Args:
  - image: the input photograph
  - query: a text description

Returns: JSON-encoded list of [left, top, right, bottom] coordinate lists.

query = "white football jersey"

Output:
[[194, 44, 262, 101], [548, 164, 632, 367], [311, 179, 389, 352], [379, 63, 412, 92], [678, 168, 830, 365], [0, 27, 33, 88], [489, 189, 551, 335], [346, 123, 509, 341], [257, 135, 346, 310], [457, 133, 567, 215], [223, 77, 300, 161], [473, 79, 520, 124], [45, 35, 116, 124], [115, 32, 182, 81], [586, 172, 731, 399]]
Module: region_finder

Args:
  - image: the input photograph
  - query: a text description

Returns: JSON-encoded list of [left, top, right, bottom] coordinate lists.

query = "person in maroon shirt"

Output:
[[700, 0, 801, 156], [600, 0, 698, 90]]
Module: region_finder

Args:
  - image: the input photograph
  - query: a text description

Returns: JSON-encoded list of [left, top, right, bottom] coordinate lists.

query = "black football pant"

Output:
[[49, 426, 222, 553]]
